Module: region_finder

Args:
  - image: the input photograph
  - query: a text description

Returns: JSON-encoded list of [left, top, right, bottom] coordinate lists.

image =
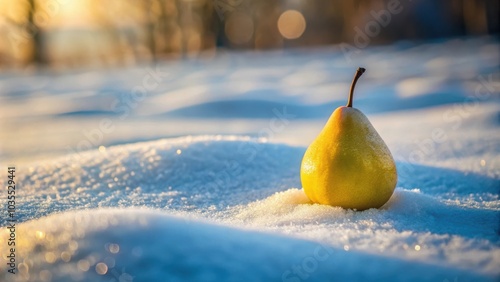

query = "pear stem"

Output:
[[347, 67, 366, 108]]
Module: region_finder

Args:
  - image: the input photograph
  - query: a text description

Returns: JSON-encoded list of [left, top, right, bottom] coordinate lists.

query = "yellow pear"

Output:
[[300, 67, 397, 210]]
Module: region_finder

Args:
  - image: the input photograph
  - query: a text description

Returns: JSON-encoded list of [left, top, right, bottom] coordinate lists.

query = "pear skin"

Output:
[[300, 68, 397, 210]]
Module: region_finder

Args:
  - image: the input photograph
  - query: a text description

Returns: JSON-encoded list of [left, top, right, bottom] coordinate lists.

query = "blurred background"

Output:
[[0, 0, 499, 165], [0, 0, 498, 69]]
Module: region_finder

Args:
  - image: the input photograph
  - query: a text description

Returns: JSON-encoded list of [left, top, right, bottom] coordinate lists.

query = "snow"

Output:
[[1, 208, 492, 282], [0, 37, 499, 281]]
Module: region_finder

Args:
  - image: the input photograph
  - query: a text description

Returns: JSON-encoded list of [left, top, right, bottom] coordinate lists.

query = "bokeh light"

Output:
[[95, 262, 108, 275], [0, 1, 497, 68], [77, 259, 90, 271], [277, 10, 306, 40], [108, 243, 120, 254]]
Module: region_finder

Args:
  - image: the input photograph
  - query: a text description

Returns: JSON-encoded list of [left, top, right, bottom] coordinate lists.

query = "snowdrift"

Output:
[[1, 136, 499, 281]]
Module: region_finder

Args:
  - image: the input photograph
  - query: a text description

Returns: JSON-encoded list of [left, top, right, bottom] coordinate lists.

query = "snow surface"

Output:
[[0, 37, 499, 281]]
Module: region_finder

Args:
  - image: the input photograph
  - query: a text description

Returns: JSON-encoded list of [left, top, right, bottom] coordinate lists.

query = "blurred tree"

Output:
[[0, 0, 497, 68], [462, 0, 488, 35], [27, 0, 44, 65], [143, 0, 157, 62]]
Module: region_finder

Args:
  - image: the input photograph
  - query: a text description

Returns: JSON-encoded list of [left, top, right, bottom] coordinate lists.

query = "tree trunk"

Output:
[[144, 0, 157, 63], [27, 0, 44, 65]]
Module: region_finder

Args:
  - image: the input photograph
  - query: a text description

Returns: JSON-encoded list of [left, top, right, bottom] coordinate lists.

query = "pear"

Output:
[[300, 67, 397, 210]]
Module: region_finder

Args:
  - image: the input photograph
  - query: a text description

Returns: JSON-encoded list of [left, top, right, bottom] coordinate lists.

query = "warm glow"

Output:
[[277, 10, 306, 40], [44, 0, 99, 28], [0, 0, 29, 24], [36, 230, 46, 239]]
